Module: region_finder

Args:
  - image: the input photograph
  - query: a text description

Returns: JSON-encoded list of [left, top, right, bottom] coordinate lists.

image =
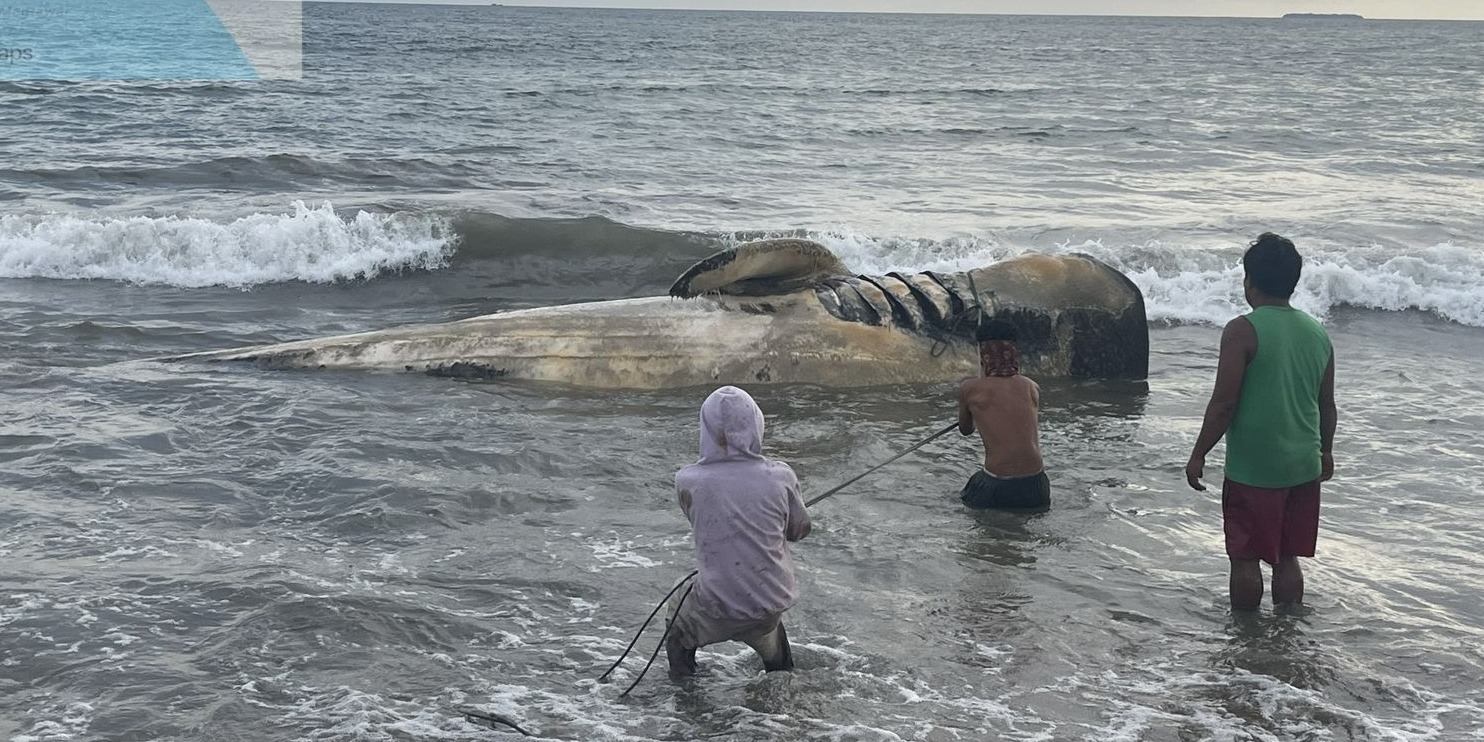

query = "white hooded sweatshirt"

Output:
[[675, 386, 811, 620]]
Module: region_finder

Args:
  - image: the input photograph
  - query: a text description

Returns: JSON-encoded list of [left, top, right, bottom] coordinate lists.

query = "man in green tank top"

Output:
[[1185, 233, 1337, 612]]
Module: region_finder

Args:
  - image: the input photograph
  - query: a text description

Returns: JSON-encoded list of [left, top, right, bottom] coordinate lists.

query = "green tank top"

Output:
[[1224, 305, 1332, 488]]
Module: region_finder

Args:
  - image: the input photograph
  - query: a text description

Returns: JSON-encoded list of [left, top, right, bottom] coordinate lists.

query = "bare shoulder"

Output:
[[1222, 315, 1256, 340], [1020, 375, 1041, 403], [1219, 315, 1257, 358]]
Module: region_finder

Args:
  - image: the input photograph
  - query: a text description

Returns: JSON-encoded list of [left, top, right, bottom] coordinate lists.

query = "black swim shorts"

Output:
[[960, 469, 1051, 510]]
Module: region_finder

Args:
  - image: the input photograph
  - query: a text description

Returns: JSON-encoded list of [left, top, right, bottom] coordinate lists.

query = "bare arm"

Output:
[[1186, 318, 1255, 490], [956, 381, 975, 436], [1319, 349, 1337, 481]]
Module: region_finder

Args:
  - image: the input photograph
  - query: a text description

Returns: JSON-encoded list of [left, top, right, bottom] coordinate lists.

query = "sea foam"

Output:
[[0, 202, 455, 288], [4, 206, 1481, 328], [797, 232, 1484, 329]]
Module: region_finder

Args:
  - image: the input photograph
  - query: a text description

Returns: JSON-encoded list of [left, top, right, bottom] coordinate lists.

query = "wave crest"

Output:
[[0, 202, 455, 288], [3, 206, 1481, 328], [1062, 239, 1484, 328]]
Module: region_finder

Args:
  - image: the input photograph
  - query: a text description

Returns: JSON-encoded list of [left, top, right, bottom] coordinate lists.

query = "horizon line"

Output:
[[304, 1, 1483, 22]]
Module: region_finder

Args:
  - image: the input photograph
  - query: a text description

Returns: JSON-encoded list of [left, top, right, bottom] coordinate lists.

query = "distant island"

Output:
[[1282, 13, 1364, 19]]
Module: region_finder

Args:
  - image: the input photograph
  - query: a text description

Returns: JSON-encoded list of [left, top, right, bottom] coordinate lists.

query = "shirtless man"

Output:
[[956, 319, 1050, 510]]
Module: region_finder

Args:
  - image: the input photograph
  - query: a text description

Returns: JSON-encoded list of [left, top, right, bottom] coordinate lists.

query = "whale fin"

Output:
[[669, 239, 849, 298]]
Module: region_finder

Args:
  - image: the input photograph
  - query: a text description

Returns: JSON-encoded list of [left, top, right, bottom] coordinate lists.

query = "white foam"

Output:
[[0, 201, 455, 288], [587, 533, 665, 570], [14, 702, 95, 742], [778, 231, 1484, 328], [1063, 662, 1480, 742], [1100, 240, 1484, 328]]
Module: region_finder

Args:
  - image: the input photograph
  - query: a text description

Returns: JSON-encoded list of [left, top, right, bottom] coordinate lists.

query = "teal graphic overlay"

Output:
[[2, 0, 270, 80]]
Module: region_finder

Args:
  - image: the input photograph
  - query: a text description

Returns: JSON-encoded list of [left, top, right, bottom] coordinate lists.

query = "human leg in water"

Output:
[[1229, 557, 1264, 612], [665, 629, 698, 679], [1272, 555, 1305, 609], [745, 621, 794, 672]]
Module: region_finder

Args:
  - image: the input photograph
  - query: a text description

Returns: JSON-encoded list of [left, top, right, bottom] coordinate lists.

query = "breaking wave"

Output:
[[3, 203, 1481, 327]]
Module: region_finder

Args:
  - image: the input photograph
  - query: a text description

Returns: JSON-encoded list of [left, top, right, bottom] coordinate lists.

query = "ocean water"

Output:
[[3, 4, 1484, 740]]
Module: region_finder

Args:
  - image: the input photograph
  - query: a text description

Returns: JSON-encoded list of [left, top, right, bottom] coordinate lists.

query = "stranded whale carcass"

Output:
[[167, 239, 1148, 388]]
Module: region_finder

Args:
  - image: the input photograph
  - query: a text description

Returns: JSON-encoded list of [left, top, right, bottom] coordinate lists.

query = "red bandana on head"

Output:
[[979, 340, 1020, 377]]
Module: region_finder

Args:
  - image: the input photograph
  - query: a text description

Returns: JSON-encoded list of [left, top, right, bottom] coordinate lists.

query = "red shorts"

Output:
[[1221, 478, 1321, 565]]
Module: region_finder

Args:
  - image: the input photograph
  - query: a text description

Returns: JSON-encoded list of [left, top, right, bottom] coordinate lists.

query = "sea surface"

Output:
[[3, 4, 1484, 741]]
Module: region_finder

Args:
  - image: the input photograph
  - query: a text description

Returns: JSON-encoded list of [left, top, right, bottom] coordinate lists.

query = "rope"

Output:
[[598, 569, 698, 683], [929, 270, 993, 357], [928, 304, 978, 358], [600, 421, 959, 694], [451, 706, 535, 736], [806, 421, 959, 507], [618, 581, 693, 697]]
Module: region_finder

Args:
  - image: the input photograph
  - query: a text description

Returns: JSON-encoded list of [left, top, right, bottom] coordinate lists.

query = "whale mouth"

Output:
[[668, 238, 848, 298]]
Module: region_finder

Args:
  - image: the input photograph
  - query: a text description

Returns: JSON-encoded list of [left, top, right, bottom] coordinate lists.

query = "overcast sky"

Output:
[[334, 0, 1483, 21]]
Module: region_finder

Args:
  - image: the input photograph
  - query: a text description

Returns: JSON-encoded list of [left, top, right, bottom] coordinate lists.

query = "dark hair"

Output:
[[1242, 232, 1302, 298], [975, 317, 1018, 343]]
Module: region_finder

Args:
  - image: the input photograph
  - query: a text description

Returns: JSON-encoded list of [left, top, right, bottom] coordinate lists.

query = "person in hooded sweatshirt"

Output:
[[666, 385, 812, 679]]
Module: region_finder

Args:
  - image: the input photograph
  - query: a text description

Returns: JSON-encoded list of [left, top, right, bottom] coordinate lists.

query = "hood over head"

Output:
[[697, 385, 765, 463]]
